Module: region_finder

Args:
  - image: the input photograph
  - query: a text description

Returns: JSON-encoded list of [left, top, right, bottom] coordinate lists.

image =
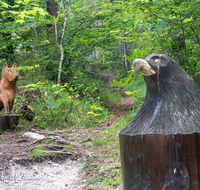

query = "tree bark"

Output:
[[47, 0, 58, 62], [123, 42, 128, 73], [56, 0, 70, 85], [47, 0, 58, 31], [0, 114, 19, 131]]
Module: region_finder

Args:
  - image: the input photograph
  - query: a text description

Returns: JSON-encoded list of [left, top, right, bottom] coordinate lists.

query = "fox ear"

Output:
[[11, 63, 17, 69], [3, 63, 8, 70]]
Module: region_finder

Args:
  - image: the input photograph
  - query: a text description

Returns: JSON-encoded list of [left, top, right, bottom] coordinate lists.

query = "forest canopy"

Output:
[[1, 0, 200, 85]]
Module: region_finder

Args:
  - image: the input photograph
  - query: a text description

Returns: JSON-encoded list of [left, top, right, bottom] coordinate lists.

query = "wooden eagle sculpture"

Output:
[[119, 53, 200, 190], [121, 53, 200, 135]]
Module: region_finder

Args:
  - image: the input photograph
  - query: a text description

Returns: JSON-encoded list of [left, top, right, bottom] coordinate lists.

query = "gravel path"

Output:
[[0, 159, 83, 190]]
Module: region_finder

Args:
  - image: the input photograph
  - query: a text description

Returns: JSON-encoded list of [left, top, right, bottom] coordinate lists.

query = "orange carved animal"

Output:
[[0, 63, 19, 114]]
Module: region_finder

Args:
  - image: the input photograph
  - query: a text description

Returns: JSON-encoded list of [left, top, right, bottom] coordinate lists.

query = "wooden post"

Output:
[[0, 114, 19, 131], [119, 134, 200, 189], [119, 54, 200, 190]]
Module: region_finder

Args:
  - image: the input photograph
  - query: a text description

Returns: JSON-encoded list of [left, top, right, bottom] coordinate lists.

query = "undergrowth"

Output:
[[12, 66, 122, 130], [83, 75, 146, 189], [11, 64, 146, 189]]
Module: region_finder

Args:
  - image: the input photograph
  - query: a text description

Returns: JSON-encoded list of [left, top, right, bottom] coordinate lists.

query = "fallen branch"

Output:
[[16, 139, 30, 143], [79, 137, 94, 144], [30, 144, 65, 151], [30, 137, 54, 145], [42, 151, 72, 156], [54, 138, 71, 145]]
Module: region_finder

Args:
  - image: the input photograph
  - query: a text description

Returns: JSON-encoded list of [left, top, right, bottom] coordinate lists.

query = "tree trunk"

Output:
[[56, 0, 70, 85], [47, 0, 58, 64], [123, 42, 128, 73], [0, 114, 19, 131], [47, 0, 58, 32], [119, 53, 200, 190]]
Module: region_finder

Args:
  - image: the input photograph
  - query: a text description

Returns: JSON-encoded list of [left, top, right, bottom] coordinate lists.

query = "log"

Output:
[[0, 114, 19, 131], [119, 54, 200, 190]]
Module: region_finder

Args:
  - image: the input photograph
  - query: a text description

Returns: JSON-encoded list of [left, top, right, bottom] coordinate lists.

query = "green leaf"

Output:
[[0, 1, 11, 8], [53, 91, 59, 94], [16, 19, 25, 24]]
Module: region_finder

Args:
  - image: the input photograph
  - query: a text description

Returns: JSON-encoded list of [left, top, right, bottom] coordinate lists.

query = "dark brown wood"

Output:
[[119, 54, 200, 190], [0, 114, 19, 131], [119, 133, 200, 190]]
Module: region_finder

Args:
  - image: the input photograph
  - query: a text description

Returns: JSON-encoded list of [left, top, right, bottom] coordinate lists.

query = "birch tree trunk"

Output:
[[55, 0, 70, 85]]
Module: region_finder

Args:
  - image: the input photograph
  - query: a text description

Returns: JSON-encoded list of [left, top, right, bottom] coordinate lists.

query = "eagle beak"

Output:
[[133, 59, 156, 79]]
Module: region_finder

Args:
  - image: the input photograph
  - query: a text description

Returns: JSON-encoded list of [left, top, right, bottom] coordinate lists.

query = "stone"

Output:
[[23, 132, 45, 140]]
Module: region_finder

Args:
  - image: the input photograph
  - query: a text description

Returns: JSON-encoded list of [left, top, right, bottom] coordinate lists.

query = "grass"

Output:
[[29, 147, 48, 161], [81, 75, 146, 189], [20, 73, 146, 189], [0, 136, 3, 141], [13, 78, 122, 130], [29, 145, 69, 161], [11, 66, 146, 189], [81, 111, 136, 189]]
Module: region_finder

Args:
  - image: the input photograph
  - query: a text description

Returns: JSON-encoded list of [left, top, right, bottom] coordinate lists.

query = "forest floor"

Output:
[[0, 97, 134, 190]]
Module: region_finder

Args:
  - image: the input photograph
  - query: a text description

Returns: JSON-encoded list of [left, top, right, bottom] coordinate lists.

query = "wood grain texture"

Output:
[[120, 134, 200, 190], [120, 54, 200, 136], [0, 114, 19, 131], [119, 54, 200, 190]]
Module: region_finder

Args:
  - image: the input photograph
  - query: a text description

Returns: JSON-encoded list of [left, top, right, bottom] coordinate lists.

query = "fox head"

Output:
[[2, 63, 19, 82]]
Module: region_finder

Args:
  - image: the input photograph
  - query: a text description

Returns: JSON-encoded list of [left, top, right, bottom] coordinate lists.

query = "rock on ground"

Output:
[[0, 159, 83, 190]]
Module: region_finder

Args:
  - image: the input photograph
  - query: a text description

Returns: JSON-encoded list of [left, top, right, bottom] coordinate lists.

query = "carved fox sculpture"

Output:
[[0, 63, 19, 114]]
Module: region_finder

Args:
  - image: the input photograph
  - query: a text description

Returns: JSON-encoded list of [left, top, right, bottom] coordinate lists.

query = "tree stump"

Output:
[[0, 114, 19, 131], [119, 54, 200, 190]]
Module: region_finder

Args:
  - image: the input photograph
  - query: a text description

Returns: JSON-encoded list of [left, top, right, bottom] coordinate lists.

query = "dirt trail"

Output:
[[105, 96, 134, 126], [0, 96, 134, 189], [0, 159, 83, 190], [0, 132, 84, 190]]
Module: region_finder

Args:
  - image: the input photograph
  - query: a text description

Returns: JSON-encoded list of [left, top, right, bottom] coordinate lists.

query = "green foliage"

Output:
[[1, 0, 200, 84], [112, 69, 135, 87], [90, 76, 146, 189], [106, 166, 121, 189], [29, 147, 47, 161], [2, 1, 200, 189], [15, 77, 121, 128], [67, 70, 123, 106], [195, 68, 200, 86], [15, 124, 22, 131], [68, 70, 100, 101], [125, 74, 146, 109]]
